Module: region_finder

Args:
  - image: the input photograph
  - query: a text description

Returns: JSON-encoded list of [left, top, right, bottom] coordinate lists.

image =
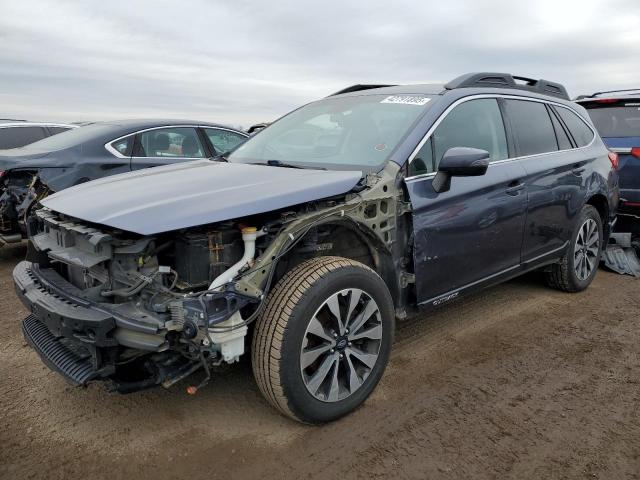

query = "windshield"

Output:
[[583, 101, 640, 138], [228, 94, 433, 170], [19, 123, 120, 151]]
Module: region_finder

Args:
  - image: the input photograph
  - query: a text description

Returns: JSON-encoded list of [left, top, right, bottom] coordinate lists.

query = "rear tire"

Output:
[[251, 256, 394, 423], [546, 205, 603, 292]]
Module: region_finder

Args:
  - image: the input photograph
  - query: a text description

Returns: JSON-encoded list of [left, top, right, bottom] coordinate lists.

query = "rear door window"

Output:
[[504, 100, 558, 156], [138, 127, 205, 158], [555, 106, 596, 146], [0, 126, 48, 149], [581, 102, 640, 138]]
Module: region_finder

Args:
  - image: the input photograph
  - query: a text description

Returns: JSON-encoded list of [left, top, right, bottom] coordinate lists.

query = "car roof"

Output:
[[330, 84, 446, 98], [327, 83, 581, 110], [329, 73, 572, 103], [97, 118, 244, 131]]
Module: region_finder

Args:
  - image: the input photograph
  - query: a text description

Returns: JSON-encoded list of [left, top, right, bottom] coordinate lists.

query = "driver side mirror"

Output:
[[432, 147, 490, 193]]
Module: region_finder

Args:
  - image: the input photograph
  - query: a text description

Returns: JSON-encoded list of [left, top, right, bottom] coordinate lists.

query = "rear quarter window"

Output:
[[555, 106, 595, 147]]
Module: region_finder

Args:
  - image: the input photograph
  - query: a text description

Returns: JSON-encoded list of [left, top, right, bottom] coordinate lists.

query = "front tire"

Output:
[[546, 205, 603, 292], [251, 256, 395, 423]]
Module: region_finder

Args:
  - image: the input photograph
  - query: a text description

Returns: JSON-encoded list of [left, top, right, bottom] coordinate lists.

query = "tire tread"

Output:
[[251, 256, 376, 421]]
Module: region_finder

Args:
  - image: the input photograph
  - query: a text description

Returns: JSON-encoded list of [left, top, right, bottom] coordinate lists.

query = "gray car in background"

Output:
[[0, 119, 248, 245]]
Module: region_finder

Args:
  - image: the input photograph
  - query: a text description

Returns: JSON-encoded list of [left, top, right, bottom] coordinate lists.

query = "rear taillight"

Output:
[[594, 98, 619, 104], [631, 147, 640, 159], [608, 152, 619, 169], [0, 170, 4, 179]]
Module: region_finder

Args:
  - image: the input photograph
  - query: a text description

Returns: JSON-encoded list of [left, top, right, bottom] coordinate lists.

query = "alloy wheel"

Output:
[[300, 288, 383, 402], [574, 218, 599, 281]]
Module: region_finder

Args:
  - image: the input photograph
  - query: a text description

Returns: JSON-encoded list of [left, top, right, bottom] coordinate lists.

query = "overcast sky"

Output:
[[1, 0, 638, 128]]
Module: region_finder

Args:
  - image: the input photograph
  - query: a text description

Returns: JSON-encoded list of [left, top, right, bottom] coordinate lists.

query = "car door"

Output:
[[405, 97, 528, 304], [130, 126, 207, 171], [202, 127, 248, 155], [504, 99, 591, 263]]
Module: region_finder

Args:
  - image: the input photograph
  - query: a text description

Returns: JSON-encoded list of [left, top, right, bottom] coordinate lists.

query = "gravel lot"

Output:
[[1, 242, 639, 480]]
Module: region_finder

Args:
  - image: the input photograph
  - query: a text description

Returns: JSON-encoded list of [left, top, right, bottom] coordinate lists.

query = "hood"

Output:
[[42, 160, 363, 235]]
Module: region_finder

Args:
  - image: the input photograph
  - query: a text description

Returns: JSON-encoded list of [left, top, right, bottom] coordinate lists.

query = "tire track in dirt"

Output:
[[1, 245, 639, 480]]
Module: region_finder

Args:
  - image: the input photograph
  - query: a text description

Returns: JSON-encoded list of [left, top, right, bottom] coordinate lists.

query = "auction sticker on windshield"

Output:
[[381, 95, 430, 106]]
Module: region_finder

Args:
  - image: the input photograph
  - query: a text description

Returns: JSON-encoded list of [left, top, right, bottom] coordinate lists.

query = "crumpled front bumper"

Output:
[[14, 260, 118, 347], [13, 260, 171, 385]]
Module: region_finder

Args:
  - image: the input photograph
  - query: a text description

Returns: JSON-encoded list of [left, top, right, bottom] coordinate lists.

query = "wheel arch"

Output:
[[273, 219, 400, 306], [585, 193, 610, 242]]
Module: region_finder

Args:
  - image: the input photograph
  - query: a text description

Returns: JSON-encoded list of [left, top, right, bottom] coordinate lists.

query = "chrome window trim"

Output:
[[405, 94, 597, 182], [104, 125, 248, 159], [0, 123, 77, 129]]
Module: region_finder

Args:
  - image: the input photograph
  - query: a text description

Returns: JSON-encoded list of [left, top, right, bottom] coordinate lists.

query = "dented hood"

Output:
[[42, 160, 362, 235]]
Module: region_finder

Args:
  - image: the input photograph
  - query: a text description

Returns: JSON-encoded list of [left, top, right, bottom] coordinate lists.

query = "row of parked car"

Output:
[[3, 72, 637, 424]]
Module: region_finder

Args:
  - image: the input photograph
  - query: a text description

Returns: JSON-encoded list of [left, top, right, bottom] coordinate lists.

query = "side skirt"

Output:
[[415, 241, 568, 314]]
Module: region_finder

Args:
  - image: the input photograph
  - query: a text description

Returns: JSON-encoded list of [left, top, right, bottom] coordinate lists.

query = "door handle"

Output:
[[505, 181, 525, 196], [572, 166, 586, 175]]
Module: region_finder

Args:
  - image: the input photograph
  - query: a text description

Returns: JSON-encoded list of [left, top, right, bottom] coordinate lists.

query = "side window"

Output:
[[204, 128, 246, 154], [0, 126, 47, 149], [549, 109, 573, 150], [432, 98, 508, 166], [47, 126, 72, 135], [505, 100, 558, 156], [109, 135, 134, 157], [408, 138, 434, 176], [554, 107, 594, 147], [138, 127, 205, 158]]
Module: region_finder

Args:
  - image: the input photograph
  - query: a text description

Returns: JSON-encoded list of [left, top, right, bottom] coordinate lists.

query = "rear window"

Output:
[[554, 106, 595, 147], [47, 126, 72, 135], [582, 101, 640, 138], [0, 126, 48, 149]]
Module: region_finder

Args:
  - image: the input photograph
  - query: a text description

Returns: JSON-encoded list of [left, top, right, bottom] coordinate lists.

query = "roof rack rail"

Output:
[[445, 72, 570, 100], [329, 84, 396, 96], [575, 88, 640, 100]]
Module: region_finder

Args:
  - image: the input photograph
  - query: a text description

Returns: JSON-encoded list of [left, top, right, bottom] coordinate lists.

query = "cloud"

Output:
[[0, 0, 638, 127]]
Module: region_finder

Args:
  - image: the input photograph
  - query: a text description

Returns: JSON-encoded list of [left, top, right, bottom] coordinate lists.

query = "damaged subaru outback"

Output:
[[14, 73, 618, 423]]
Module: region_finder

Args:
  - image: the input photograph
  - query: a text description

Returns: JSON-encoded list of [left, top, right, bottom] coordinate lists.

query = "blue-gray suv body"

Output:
[[14, 73, 619, 424]]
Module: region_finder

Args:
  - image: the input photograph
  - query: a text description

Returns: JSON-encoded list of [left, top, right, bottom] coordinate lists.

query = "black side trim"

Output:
[[22, 314, 97, 386]]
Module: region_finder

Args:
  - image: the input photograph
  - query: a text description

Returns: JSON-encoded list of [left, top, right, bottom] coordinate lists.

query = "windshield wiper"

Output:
[[263, 160, 326, 170]]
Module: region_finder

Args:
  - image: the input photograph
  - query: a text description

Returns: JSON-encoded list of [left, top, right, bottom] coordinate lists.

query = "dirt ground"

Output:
[[0, 242, 639, 480]]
